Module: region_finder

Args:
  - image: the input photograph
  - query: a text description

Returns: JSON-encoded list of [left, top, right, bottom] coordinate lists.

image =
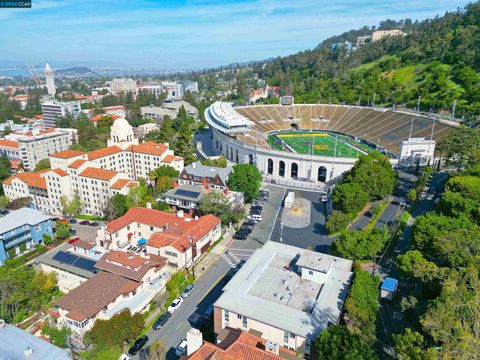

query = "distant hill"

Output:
[[250, 2, 480, 121], [56, 66, 98, 76]]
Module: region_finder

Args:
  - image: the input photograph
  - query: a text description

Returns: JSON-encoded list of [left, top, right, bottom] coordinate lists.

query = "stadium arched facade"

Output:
[[205, 102, 455, 189]]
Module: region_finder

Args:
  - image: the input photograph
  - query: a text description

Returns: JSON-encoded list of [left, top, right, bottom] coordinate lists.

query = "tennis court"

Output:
[[267, 131, 371, 158]]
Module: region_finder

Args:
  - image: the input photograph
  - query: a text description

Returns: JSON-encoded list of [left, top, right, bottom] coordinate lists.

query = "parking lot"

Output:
[[51, 218, 102, 241]]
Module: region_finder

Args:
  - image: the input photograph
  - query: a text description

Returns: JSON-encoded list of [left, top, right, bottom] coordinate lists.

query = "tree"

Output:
[[59, 193, 82, 217], [72, 115, 105, 151], [84, 309, 144, 351], [0, 195, 10, 209], [34, 158, 51, 172], [396, 250, 440, 282], [42, 234, 53, 245], [437, 127, 480, 170], [0, 156, 12, 195], [55, 221, 71, 240], [227, 164, 262, 202], [332, 182, 369, 215], [344, 270, 380, 343], [332, 228, 388, 260], [147, 340, 167, 360], [199, 191, 230, 217], [9, 197, 30, 209], [42, 324, 71, 348], [393, 328, 435, 360], [344, 151, 397, 200], [316, 325, 377, 360], [201, 156, 228, 168], [421, 267, 480, 359], [110, 194, 128, 219], [325, 210, 352, 234]]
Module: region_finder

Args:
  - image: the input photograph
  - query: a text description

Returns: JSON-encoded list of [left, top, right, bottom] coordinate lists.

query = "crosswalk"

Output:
[[221, 249, 254, 269]]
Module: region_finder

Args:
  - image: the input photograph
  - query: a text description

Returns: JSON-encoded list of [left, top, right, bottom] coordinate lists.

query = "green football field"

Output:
[[267, 131, 371, 158]]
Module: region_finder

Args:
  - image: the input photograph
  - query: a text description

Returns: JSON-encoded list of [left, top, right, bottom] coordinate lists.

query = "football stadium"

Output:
[[204, 101, 457, 189]]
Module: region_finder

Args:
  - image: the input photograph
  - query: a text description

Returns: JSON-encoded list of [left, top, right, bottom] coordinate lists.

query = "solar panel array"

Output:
[[175, 189, 201, 199], [52, 251, 97, 273]]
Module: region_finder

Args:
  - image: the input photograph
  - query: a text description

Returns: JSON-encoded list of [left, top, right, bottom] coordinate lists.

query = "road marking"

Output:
[[393, 311, 403, 320], [199, 275, 224, 303], [268, 188, 287, 241], [175, 320, 184, 330], [228, 248, 255, 252]]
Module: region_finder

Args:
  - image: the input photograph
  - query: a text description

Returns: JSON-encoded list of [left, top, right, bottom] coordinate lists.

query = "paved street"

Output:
[[136, 184, 284, 359], [376, 170, 450, 354]]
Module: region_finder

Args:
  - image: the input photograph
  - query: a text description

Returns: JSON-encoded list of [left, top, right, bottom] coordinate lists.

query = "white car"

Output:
[[118, 355, 131, 360], [167, 297, 183, 314], [175, 339, 188, 356], [247, 214, 263, 222], [321, 195, 328, 202]]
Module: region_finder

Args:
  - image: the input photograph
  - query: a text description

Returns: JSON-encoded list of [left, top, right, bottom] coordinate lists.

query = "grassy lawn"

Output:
[[268, 131, 372, 158]]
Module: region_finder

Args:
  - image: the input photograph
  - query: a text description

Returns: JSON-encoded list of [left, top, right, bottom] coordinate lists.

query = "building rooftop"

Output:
[[87, 146, 123, 160], [0, 208, 51, 234], [214, 242, 353, 339], [50, 149, 86, 159], [55, 271, 140, 322], [296, 252, 333, 273], [182, 161, 232, 185], [79, 167, 118, 181], [3, 170, 48, 189], [0, 139, 19, 148], [37, 245, 99, 279], [111, 179, 137, 190], [163, 184, 205, 202], [95, 251, 167, 282], [105, 207, 220, 253], [0, 321, 71, 360], [187, 327, 296, 360]]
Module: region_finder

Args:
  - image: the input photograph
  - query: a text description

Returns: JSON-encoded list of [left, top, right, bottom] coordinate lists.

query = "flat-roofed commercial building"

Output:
[[213, 241, 353, 358], [41, 101, 81, 127]]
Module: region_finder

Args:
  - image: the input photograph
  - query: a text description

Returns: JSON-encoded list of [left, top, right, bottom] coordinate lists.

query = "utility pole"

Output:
[[452, 99, 457, 120], [189, 235, 195, 280], [417, 95, 422, 113]]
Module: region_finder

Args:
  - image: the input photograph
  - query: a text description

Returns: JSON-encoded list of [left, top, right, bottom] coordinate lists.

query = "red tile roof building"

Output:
[[55, 251, 167, 334], [97, 207, 221, 269]]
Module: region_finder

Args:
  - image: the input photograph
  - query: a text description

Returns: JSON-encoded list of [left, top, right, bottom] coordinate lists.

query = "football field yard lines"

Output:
[[268, 131, 370, 158]]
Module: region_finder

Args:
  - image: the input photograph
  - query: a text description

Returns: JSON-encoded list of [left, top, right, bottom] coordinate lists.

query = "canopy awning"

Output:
[[137, 238, 147, 245]]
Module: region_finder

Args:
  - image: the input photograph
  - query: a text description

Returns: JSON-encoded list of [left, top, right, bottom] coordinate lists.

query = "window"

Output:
[[224, 310, 229, 324], [309, 270, 313, 275], [237, 314, 242, 319], [284, 331, 289, 343], [242, 316, 247, 328], [137, 223, 140, 228]]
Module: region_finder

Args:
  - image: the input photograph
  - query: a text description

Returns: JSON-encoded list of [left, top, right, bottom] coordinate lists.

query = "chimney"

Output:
[[194, 215, 199, 221], [177, 209, 184, 218], [265, 340, 280, 356], [146, 202, 152, 209], [186, 327, 203, 356]]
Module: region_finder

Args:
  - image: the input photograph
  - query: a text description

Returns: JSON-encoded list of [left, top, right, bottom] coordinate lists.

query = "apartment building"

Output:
[[0, 139, 20, 160], [110, 78, 136, 93], [103, 105, 127, 117], [96, 207, 221, 268], [0, 208, 54, 265], [41, 101, 81, 127], [178, 80, 199, 95], [15, 128, 77, 171], [2, 118, 183, 216], [54, 251, 167, 334], [213, 242, 353, 358]]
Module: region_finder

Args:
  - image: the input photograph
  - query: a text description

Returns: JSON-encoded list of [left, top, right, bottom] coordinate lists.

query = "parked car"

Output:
[[89, 222, 99, 227], [234, 231, 249, 240], [244, 219, 256, 227], [67, 236, 80, 244], [69, 229, 77, 235], [250, 205, 263, 212], [118, 354, 131, 360], [247, 214, 263, 222], [79, 220, 90, 225], [0, 209, 9, 215], [175, 339, 188, 357], [152, 312, 170, 330], [128, 336, 148, 356], [249, 209, 262, 216], [241, 223, 254, 231], [252, 200, 264, 207], [51, 217, 60, 222], [321, 194, 328, 202], [60, 218, 69, 223], [167, 297, 183, 313], [69, 218, 77, 224], [181, 284, 195, 298]]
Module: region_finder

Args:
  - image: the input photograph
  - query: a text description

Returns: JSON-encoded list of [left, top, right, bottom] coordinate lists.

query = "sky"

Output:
[[0, 0, 471, 70]]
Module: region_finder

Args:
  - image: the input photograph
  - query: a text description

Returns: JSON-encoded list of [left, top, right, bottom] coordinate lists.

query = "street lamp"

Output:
[[189, 235, 196, 280], [280, 220, 283, 243]]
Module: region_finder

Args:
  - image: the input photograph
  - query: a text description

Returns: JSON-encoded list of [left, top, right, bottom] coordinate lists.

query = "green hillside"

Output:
[[254, 2, 480, 121]]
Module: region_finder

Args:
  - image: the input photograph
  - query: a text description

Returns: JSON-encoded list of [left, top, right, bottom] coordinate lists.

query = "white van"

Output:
[[247, 214, 263, 222]]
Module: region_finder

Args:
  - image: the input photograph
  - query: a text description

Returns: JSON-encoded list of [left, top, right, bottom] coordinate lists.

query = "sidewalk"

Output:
[[144, 229, 234, 326]]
